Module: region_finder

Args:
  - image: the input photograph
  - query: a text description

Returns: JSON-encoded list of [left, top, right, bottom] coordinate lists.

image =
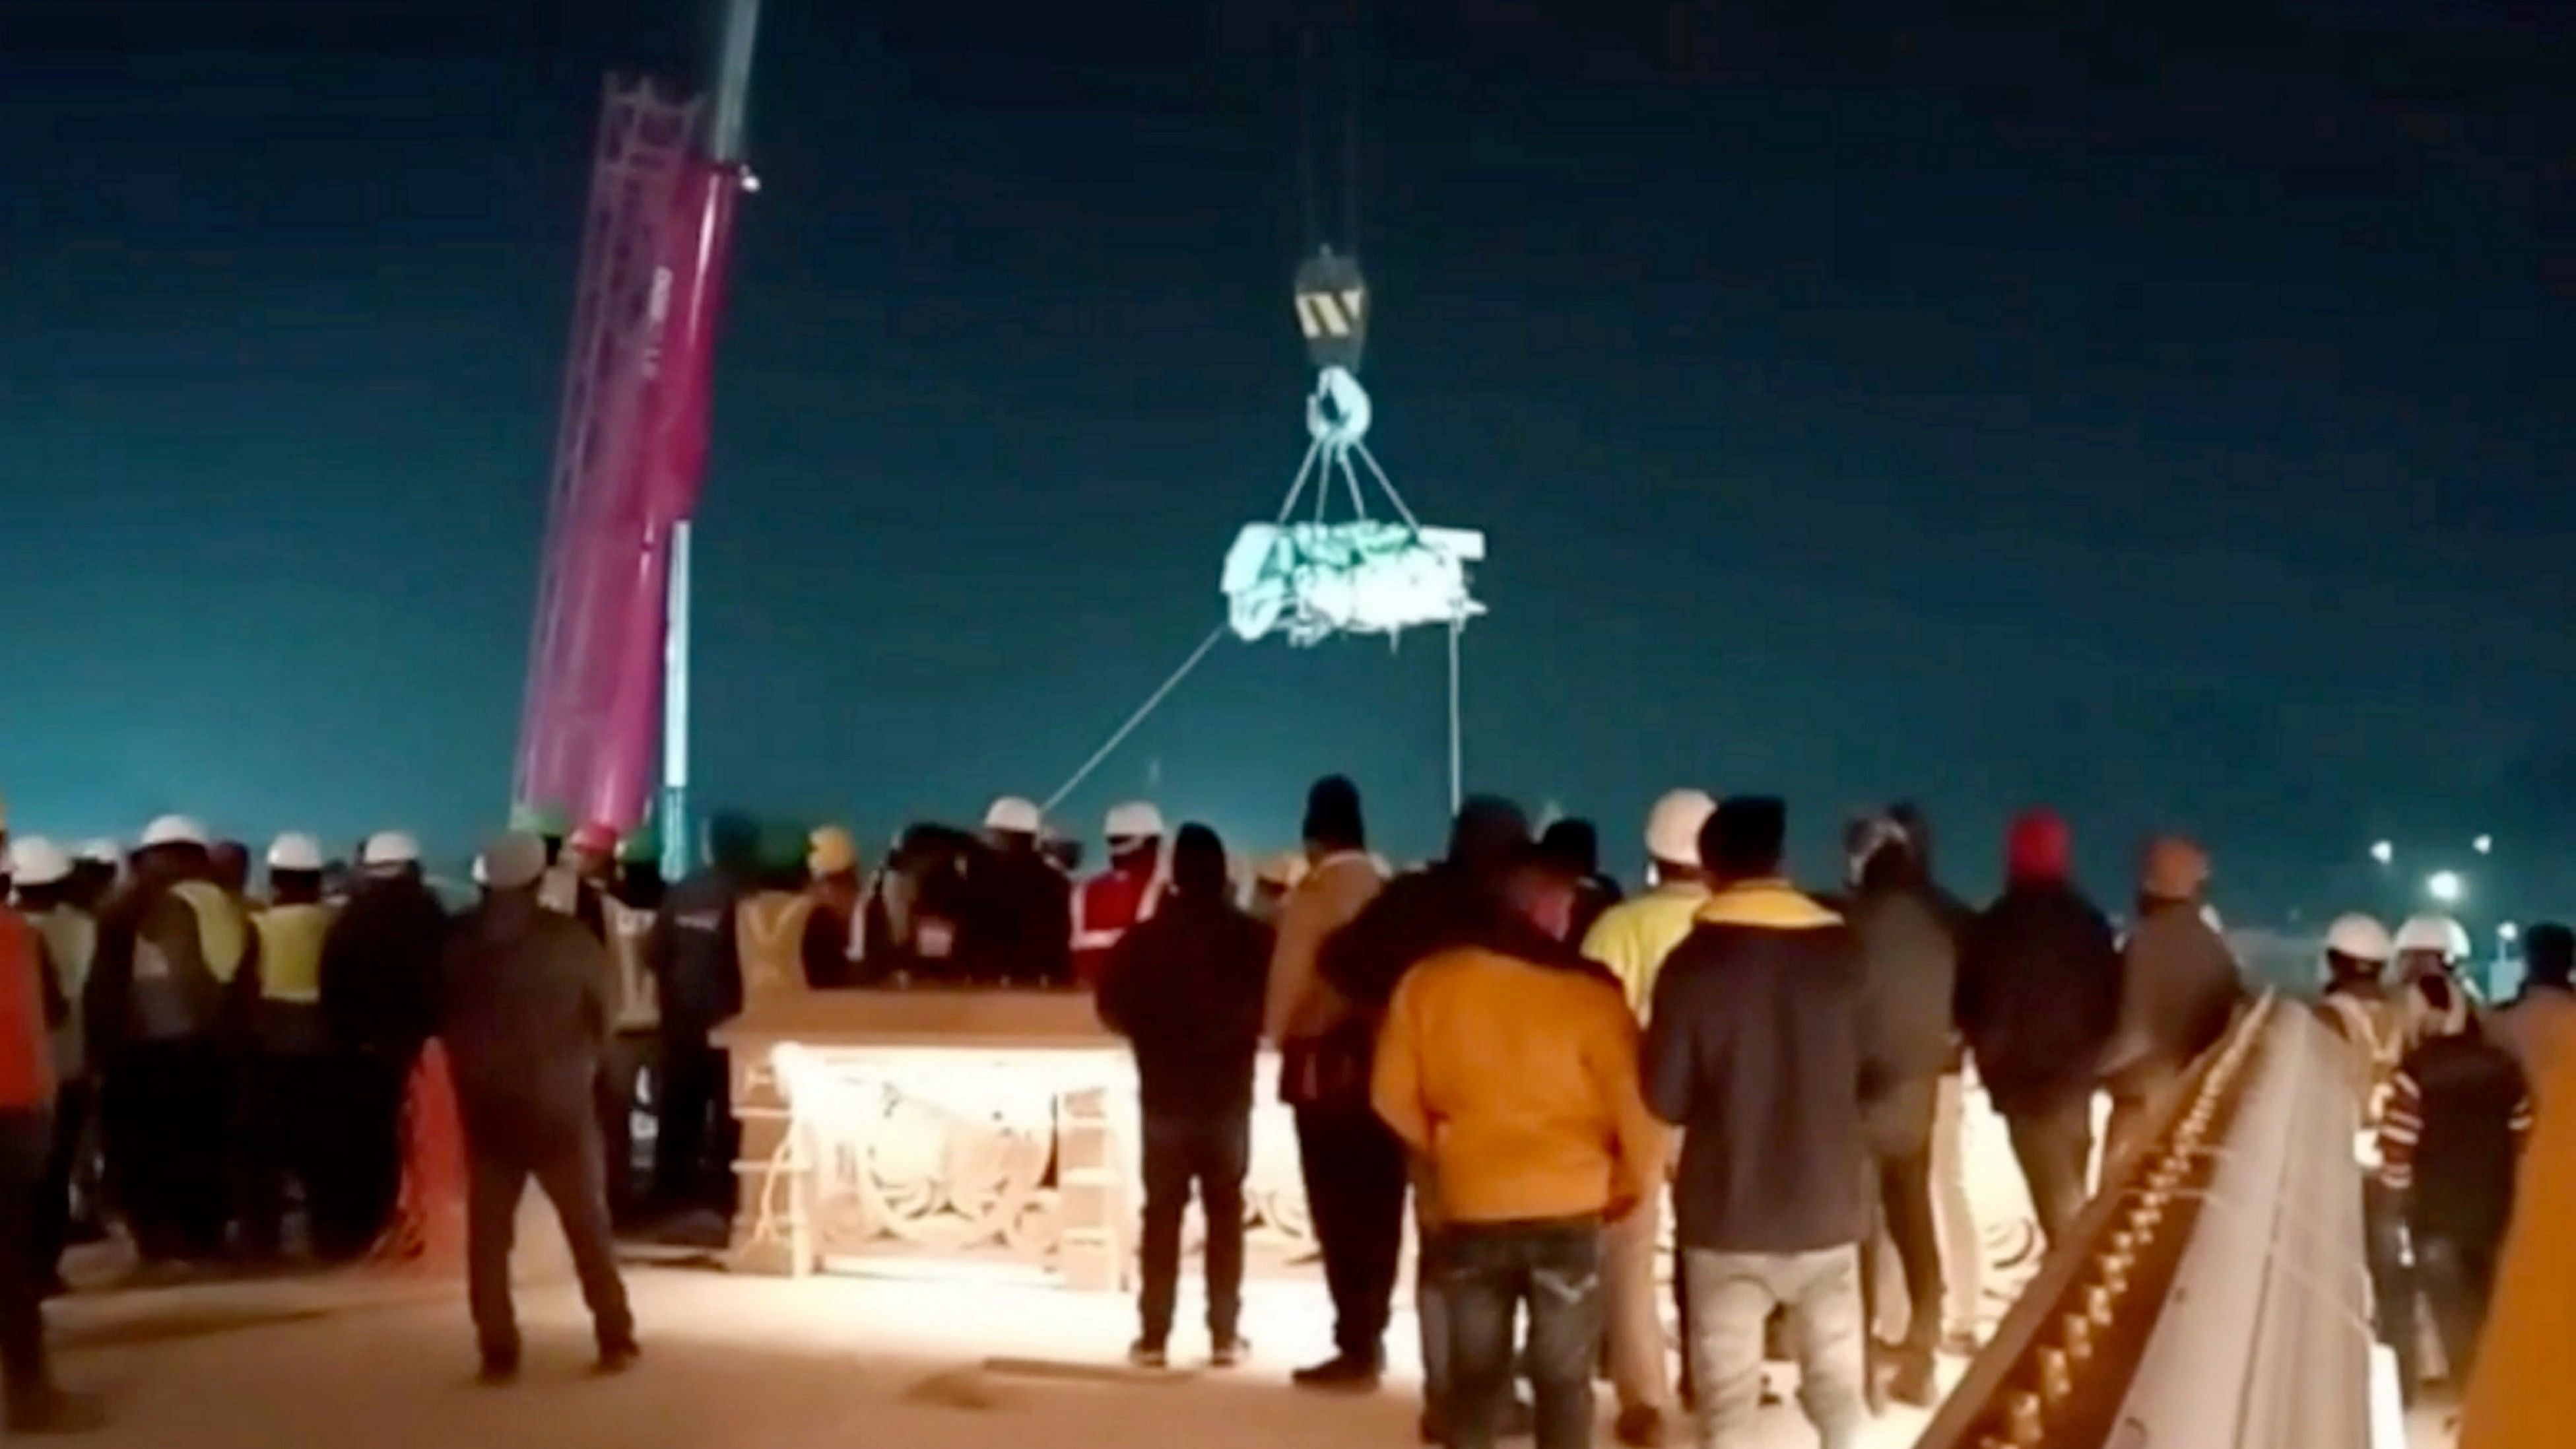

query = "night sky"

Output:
[[3, 1, 2567, 924]]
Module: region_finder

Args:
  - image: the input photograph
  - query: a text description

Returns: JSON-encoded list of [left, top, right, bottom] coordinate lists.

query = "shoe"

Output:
[[5, 1386, 106, 1436], [477, 1353, 521, 1388], [1889, 1345, 1938, 1408], [595, 1341, 642, 1376], [1292, 1353, 1382, 1392], [1128, 1341, 1169, 1371], [1209, 1337, 1248, 1369], [1613, 1405, 1667, 1447]]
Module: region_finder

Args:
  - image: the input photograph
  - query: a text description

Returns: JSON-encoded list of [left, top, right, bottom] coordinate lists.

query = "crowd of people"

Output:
[[3, 779, 2570, 1444]]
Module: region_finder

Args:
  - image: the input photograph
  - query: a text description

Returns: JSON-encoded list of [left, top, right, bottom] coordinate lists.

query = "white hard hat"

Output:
[[2394, 913, 2471, 962], [2324, 913, 2393, 963], [76, 838, 122, 866], [266, 832, 325, 873], [6, 837, 72, 889], [139, 815, 211, 850], [361, 830, 422, 869], [983, 796, 1043, 834], [1644, 789, 1717, 865], [1104, 801, 1165, 840]]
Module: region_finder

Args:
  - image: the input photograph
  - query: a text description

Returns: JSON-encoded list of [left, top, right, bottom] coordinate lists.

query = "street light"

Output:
[[2474, 834, 2494, 856], [2427, 870, 2465, 906], [2499, 922, 2521, 945], [2370, 840, 2395, 865]]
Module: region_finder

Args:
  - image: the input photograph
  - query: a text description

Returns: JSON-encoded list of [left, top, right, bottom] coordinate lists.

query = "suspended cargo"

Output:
[[1220, 520, 1485, 646]]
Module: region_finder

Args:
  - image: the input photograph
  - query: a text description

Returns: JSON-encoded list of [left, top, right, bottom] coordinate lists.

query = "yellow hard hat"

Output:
[[807, 825, 860, 879]]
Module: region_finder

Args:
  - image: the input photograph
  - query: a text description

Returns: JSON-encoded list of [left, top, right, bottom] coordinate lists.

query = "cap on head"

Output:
[[6, 837, 72, 889], [984, 796, 1043, 836], [1104, 801, 1165, 841], [76, 838, 122, 867], [807, 825, 859, 879], [2394, 913, 2471, 962], [2138, 834, 2211, 902], [2325, 913, 2393, 964], [1701, 796, 1788, 878], [265, 833, 325, 873], [361, 830, 422, 871], [1645, 789, 1717, 867], [140, 814, 211, 851], [568, 822, 618, 856], [2005, 809, 2072, 883], [480, 831, 548, 892]]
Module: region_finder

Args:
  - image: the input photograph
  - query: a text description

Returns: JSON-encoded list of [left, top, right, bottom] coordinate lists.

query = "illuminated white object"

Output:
[[2474, 833, 2494, 855], [2369, 840, 2394, 865], [1222, 521, 1486, 645], [2427, 869, 2464, 905]]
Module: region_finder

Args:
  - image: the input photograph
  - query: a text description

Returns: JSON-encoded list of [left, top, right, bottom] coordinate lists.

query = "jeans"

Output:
[[102, 1040, 230, 1262], [1, 1112, 52, 1399], [1440, 1219, 1604, 1449], [1137, 1113, 1250, 1348], [2002, 1097, 2094, 1251], [1682, 1245, 1866, 1449], [2362, 1180, 2417, 1397], [467, 1135, 636, 1363], [1294, 1102, 1408, 1359], [1602, 1192, 1672, 1411], [653, 1035, 735, 1215]]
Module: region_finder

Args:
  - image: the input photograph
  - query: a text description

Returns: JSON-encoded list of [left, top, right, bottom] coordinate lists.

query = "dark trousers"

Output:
[[1, 1112, 52, 1401], [1439, 1219, 1604, 1449], [1137, 1112, 1251, 1348], [102, 1040, 230, 1261], [1861, 1076, 1944, 1354], [2362, 1181, 2418, 1398], [1294, 1102, 1409, 1360], [34, 1083, 90, 1283], [467, 1134, 636, 1363], [2002, 1096, 2094, 1251], [597, 1034, 659, 1227], [653, 1034, 735, 1214], [233, 1054, 335, 1258], [2415, 1229, 2502, 1388], [321, 1052, 408, 1258]]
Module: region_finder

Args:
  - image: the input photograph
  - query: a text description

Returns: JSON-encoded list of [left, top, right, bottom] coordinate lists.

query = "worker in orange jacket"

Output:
[[2, 865, 102, 1432]]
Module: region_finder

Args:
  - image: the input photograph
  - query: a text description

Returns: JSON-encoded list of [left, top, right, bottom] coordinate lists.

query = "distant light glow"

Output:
[[2473, 834, 2494, 856], [2426, 870, 2464, 905], [2369, 840, 2394, 865], [2499, 922, 2521, 944]]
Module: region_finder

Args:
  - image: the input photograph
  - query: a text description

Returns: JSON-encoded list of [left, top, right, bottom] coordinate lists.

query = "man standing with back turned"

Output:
[[440, 832, 636, 1384], [1645, 797, 1873, 1449]]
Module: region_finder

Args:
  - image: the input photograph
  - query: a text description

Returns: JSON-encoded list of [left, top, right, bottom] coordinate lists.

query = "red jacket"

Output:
[[1071, 861, 1167, 990], [0, 908, 54, 1110]]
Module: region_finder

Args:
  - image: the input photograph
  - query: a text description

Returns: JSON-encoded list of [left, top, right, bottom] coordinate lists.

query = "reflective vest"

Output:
[[1071, 859, 1167, 989], [251, 902, 334, 1056], [735, 892, 817, 1003], [604, 896, 658, 1032], [31, 906, 95, 1081], [127, 881, 246, 1042]]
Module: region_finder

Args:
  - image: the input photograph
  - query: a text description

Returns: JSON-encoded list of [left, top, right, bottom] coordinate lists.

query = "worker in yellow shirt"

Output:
[[1578, 788, 1715, 1446]]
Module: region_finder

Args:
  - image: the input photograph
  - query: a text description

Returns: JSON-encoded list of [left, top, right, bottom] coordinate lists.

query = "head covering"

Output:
[[808, 825, 860, 879], [2395, 914, 2471, 962], [568, 822, 618, 856], [2325, 912, 2394, 964], [141, 814, 211, 851], [1843, 813, 1913, 885], [983, 796, 1043, 836], [2005, 809, 2072, 883], [265, 833, 325, 873], [1170, 823, 1228, 898], [1447, 796, 1532, 873], [361, 830, 422, 871], [76, 839, 122, 867], [1702, 796, 1788, 877], [1538, 819, 1601, 877], [479, 831, 548, 892], [1302, 776, 1366, 850], [1644, 789, 1717, 867], [2138, 834, 2211, 902], [6, 837, 71, 889], [1104, 802, 1165, 841]]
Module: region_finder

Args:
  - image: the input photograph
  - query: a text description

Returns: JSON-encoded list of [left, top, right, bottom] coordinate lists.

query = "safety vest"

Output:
[[604, 896, 658, 1032], [126, 881, 246, 1042], [252, 902, 335, 1055], [31, 906, 96, 1081], [1071, 859, 1167, 988], [735, 891, 817, 1003]]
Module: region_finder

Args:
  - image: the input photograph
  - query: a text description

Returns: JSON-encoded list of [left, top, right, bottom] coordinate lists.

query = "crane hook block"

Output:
[[1294, 248, 1368, 373]]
